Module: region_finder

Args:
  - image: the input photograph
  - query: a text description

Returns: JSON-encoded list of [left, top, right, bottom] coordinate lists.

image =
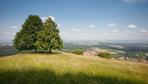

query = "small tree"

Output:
[[97, 53, 112, 59], [13, 15, 43, 51], [35, 17, 63, 53], [72, 49, 83, 55], [137, 52, 146, 59]]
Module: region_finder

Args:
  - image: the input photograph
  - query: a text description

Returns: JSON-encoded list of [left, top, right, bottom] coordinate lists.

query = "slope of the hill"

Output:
[[0, 52, 148, 84]]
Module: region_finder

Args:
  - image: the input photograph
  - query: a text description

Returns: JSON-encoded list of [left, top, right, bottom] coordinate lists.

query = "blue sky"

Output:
[[0, 0, 148, 41]]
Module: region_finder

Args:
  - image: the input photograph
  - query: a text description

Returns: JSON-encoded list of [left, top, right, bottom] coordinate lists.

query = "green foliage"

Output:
[[97, 53, 112, 59], [136, 52, 146, 59], [72, 49, 83, 55], [13, 15, 43, 51], [35, 18, 63, 52], [13, 15, 63, 53]]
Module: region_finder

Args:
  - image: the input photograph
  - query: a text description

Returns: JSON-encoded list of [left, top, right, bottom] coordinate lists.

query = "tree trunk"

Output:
[[49, 50, 52, 53]]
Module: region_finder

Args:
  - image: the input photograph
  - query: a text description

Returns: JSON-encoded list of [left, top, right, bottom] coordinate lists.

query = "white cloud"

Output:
[[58, 24, 62, 27], [60, 28, 148, 41], [48, 16, 55, 21], [4, 32, 15, 35], [128, 24, 137, 29], [60, 31, 101, 41], [41, 16, 55, 22], [125, 30, 135, 33], [122, 0, 148, 3], [89, 25, 96, 28], [103, 32, 108, 36], [122, 0, 131, 2], [125, 30, 130, 33], [108, 23, 117, 27], [72, 28, 81, 32], [41, 17, 47, 21], [140, 29, 147, 33], [112, 29, 119, 33], [10, 26, 18, 29]]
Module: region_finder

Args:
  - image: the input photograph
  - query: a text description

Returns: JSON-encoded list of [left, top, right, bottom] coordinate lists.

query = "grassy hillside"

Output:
[[0, 52, 148, 84]]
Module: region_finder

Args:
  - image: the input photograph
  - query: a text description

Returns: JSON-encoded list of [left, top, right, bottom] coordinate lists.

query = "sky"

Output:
[[0, 0, 148, 41]]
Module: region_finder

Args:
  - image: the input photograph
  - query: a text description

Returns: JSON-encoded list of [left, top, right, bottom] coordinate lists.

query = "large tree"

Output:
[[35, 17, 63, 53], [13, 15, 43, 51]]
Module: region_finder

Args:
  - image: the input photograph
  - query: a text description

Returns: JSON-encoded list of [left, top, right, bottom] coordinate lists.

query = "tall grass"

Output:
[[0, 52, 148, 84]]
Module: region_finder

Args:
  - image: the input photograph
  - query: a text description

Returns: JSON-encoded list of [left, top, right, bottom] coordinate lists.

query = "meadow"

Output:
[[0, 52, 148, 84]]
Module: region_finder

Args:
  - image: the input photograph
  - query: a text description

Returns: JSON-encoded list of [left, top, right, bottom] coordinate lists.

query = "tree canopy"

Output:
[[13, 15, 63, 52], [35, 17, 63, 52]]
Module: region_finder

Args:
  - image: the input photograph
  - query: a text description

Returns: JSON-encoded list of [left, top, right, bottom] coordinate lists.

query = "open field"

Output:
[[0, 52, 148, 84]]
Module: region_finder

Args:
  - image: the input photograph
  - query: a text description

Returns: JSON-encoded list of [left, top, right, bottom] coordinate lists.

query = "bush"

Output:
[[72, 49, 83, 55], [97, 53, 112, 59], [136, 52, 146, 59]]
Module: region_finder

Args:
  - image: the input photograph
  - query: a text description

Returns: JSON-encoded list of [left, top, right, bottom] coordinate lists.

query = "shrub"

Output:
[[136, 52, 146, 59], [72, 49, 83, 55], [97, 53, 112, 59]]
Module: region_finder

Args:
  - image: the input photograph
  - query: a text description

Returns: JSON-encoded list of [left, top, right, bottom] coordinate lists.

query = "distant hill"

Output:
[[0, 52, 148, 84], [0, 45, 18, 56]]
